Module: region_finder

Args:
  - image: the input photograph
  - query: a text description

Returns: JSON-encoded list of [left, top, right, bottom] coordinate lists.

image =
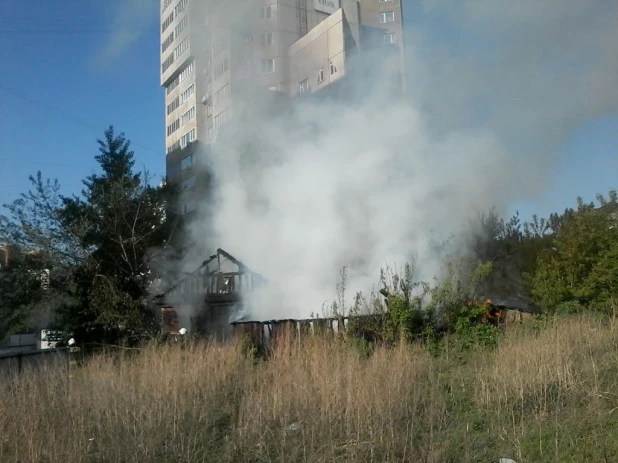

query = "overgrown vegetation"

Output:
[[1, 314, 617, 462], [319, 190, 618, 354]]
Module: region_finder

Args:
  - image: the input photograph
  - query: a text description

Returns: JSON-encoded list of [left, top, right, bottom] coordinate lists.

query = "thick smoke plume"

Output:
[[179, 0, 618, 321], [200, 97, 512, 320]]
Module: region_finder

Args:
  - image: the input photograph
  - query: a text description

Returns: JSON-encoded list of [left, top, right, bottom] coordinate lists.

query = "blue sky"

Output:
[[0, 1, 164, 202], [0, 0, 616, 223]]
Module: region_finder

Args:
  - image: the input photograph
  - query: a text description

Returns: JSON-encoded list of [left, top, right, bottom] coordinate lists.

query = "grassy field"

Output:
[[1, 314, 618, 462]]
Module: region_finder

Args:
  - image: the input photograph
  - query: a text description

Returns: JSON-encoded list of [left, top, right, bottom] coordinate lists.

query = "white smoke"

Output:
[[182, 0, 618, 320], [406, 0, 618, 199], [93, 0, 158, 69], [195, 83, 513, 320]]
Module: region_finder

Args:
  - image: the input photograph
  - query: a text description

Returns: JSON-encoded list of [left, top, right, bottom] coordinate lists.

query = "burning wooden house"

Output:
[[153, 248, 265, 341]]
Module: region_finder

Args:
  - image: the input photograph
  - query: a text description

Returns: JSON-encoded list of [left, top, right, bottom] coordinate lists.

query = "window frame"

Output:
[[379, 11, 395, 23], [261, 31, 273, 47], [383, 32, 396, 44], [260, 58, 275, 74], [260, 5, 273, 19], [299, 78, 309, 94]]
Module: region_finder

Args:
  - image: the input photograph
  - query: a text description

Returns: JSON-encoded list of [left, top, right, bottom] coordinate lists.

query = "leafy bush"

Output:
[[451, 304, 499, 350], [531, 196, 618, 314]]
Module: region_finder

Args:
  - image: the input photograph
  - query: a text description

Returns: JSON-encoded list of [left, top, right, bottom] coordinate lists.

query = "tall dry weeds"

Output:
[[1, 315, 617, 462]]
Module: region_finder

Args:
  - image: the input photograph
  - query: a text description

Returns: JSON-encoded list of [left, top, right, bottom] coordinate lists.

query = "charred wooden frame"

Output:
[[153, 248, 266, 338]]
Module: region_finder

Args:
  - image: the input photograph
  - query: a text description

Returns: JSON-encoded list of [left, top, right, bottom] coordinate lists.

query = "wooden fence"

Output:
[[231, 301, 541, 356], [231, 314, 385, 355]]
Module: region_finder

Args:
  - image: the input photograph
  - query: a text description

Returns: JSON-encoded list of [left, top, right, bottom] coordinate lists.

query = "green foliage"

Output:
[[339, 258, 497, 351], [451, 304, 499, 350], [531, 196, 618, 313], [0, 251, 49, 335], [0, 126, 179, 345]]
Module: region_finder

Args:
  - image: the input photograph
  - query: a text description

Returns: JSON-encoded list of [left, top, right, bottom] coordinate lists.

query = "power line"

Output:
[[0, 85, 162, 156]]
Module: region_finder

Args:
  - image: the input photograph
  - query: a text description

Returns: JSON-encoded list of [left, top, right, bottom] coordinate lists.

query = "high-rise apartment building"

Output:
[[160, 0, 406, 215]]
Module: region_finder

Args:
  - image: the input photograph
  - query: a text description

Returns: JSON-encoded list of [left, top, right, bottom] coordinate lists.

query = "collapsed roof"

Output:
[[153, 248, 265, 306]]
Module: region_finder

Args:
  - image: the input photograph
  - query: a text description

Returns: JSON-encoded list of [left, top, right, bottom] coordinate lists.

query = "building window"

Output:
[[214, 58, 229, 79], [379, 11, 395, 23], [174, 15, 189, 39], [173, 37, 189, 60], [330, 61, 337, 74], [260, 5, 273, 19], [215, 83, 231, 103], [317, 67, 324, 84], [166, 118, 180, 136], [162, 0, 174, 14], [208, 126, 213, 139], [299, 78, 309, 94], [260, 58, 275, 74], [180, 128, 196, 148], [174, 0, 188, 16], [182, 176, 196, 190], [180, 83, 195, 104], [260, 32, 273, 46], [214, 108, 231, 128], [167, 141, 180, 154], [183, 199, 197, 214], [166, 97, 179, 115], [161, 12, 174, 33], [207, 104, 213, 116], [180, 106, 195, 126], [378, 0, 393, 2], [213, 37, 228, 56], [180, 153, 193, 170], [166, 61, 194, 95], [162, 54, 174, 74], [162, 31, 175, 53], [180, 61, 194, 83], [383, 32, 395, 44]]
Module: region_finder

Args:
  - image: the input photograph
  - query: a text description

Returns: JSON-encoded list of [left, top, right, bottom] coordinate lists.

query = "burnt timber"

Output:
[[230, 315, 373, 356], [231, 296, 541, 355], [153, 248, 265, 340]]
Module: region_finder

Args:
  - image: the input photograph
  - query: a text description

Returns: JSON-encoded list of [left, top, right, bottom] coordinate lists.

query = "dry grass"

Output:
[[1, 315, 618, 462]]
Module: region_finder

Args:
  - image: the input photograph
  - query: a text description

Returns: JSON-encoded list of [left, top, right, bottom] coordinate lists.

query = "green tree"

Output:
[[0, 248, 53, 337], [531, 192, 618, 313], [0, 173, 86, 339], [0, 126, 180, 346]]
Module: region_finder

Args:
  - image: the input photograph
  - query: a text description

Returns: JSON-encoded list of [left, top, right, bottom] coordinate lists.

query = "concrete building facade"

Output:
[[160, 0, 406, 214]]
